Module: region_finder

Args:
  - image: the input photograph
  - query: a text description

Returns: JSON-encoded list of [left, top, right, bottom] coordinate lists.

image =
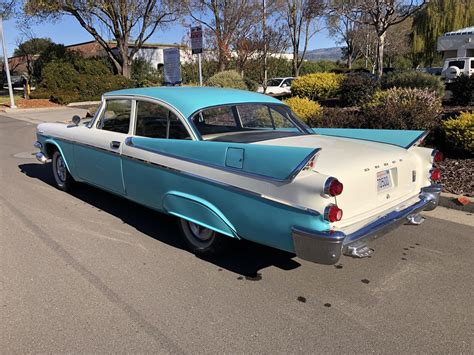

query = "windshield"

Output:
[[190, 103, 310, 143], [267, 79, 283, 86]]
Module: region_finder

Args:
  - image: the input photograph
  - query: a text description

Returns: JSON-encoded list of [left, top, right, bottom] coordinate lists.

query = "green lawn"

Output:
[[0, 89, 23, 105]]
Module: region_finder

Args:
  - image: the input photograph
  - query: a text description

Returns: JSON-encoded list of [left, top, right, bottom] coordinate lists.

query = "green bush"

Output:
[[206, 70, 248, 90], [449, 75, 474, 106], [291, 73, 343, 100], [283, 96, 322, 123], [132, 58, 162, 87], [363, 88, 442, 130], [35, 60, 134, 104], [340, 74, 379, 107], [442, 111, 474, 155], [243, 77, 258, 91], [382, 71, 445, 96]]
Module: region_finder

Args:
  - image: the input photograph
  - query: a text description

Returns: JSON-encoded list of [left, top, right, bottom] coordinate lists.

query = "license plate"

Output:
[[377, 170, 392, 192]]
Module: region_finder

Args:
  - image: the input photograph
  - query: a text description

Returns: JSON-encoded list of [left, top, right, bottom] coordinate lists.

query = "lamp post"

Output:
[[262, 0, 267, 93], [0, 15, 15, 108]]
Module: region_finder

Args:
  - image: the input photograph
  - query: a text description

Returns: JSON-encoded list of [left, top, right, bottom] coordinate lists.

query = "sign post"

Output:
[[0, 16, 15, 108], [163, 47, 182, 86], [190, 26, 203, 86]]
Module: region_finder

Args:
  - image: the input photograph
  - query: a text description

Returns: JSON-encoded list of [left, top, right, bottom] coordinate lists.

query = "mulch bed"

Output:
[[438, 158, 473, 197], [1, 99, 60, 109]]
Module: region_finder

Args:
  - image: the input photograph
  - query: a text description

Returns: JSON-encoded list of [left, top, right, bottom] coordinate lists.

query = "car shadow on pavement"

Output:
[[19, 163, 301, 277]]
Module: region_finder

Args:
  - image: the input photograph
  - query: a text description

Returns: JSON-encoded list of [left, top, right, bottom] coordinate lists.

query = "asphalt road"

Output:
[[1, 114, 473, 353]]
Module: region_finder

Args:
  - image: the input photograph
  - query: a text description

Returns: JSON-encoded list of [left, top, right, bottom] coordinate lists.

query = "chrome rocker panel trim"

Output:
[[292, 184, 442, 265]]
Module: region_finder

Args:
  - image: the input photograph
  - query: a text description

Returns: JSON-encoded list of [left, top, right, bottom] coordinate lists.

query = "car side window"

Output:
[[97, 99, 132, 134], [135, 101, 191, 140]]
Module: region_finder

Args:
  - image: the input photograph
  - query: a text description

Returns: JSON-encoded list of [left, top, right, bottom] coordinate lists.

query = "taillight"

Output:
[[430, 168, 441, 181], [432, 150, 444, 163], [324, 177, 343, 196], [325, 205, 343, 222]]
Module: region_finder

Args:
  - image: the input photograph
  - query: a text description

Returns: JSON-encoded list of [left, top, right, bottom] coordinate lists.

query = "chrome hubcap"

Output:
[[56, 156, 66, 182], [188, 222, 214, 241]]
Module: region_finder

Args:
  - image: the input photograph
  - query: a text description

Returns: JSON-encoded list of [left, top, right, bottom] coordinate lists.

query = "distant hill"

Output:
[[304, 47, 343, 61]]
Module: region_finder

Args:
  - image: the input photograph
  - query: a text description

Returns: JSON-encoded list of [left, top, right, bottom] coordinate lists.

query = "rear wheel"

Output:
[[178, 218, 231, 256], [52, 150, 74, 192]]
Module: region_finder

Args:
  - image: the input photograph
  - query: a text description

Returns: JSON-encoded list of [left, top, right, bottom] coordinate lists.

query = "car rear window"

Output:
[[448, 60, 465, 69]]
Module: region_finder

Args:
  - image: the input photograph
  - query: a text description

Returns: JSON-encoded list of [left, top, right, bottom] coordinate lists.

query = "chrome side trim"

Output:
[[125, 137, 319, 184], [120, 153, 319, 215]]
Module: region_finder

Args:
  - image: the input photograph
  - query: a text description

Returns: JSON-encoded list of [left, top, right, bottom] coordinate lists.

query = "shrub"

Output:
[[449, 75, 474, 106], [36, 60, 134, 104], [442, 111, 474, 155], [206, 70, 247, 90], [243, 77, 258, 91], [382, 71, 445, 97], [363, 88, 442, 130], [340, 73, 379, 107], [291, 73, 343, 100], [132, 58, 162, 87], [283, 96, 322, 123], [307, 107, 366, 128]]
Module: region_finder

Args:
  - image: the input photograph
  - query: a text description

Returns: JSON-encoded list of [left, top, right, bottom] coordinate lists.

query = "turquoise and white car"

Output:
[[34, 87, 443, 264]]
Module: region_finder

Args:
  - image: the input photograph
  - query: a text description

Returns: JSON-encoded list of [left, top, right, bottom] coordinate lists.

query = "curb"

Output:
[[439, 192, 473, 213], [1, 106, 71, 114], [67, 101, 101, 107]]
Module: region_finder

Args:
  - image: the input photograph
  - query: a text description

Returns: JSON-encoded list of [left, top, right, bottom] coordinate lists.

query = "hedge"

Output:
[[442, 111, 474, 155], [382, 71, 445, 97], [283, 96, 322, 123], [291, 73, 343, 101]]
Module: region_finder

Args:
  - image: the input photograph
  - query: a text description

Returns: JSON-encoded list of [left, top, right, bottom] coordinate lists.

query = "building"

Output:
[[437, 26, 474, 59]]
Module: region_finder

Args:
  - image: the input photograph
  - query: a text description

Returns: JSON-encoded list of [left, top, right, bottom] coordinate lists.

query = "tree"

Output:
[[13, 37, 52, 85], [25, 0, 181, 78], [278, 0, 325, 76], [412, 0, 474, 66], [334, 0, 427, 78], [327, 9, 359, 69], [186, 0, 259, 72]]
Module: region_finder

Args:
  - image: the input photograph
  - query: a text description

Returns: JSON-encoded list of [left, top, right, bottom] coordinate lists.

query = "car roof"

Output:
[[104, 86, 283, 118]]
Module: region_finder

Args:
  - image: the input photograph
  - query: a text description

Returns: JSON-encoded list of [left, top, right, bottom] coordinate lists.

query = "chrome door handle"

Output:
[[110, 141, 120, 149]]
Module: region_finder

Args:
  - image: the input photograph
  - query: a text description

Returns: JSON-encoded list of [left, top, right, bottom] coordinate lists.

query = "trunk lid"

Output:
[[255, 134, 422, 223]]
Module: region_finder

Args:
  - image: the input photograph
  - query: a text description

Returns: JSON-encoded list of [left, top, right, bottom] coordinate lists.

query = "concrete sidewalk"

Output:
[[0, 107, 90, 125]]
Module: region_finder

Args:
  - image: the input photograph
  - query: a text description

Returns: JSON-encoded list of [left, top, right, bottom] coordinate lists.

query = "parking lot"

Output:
[[1, 113, 473, 353]]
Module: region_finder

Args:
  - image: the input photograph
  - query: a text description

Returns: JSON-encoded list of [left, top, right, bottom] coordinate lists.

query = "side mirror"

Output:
[[72, 115, 81, 126]]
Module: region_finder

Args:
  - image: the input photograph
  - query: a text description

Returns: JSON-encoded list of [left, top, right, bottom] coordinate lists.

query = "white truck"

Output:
[[441, 57, 474, 83]]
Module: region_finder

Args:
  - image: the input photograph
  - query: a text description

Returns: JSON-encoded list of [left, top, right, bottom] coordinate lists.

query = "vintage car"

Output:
[[34, 87, 443, 265]]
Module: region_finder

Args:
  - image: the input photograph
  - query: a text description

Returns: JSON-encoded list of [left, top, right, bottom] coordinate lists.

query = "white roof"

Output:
[[443, 27, 474, 36]]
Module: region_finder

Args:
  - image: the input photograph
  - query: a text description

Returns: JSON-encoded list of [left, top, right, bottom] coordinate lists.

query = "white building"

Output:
[[437, 26, 474, 59]]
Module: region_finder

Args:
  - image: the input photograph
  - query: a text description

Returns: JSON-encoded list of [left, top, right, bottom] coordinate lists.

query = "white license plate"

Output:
[[377, 170, 392, 192]]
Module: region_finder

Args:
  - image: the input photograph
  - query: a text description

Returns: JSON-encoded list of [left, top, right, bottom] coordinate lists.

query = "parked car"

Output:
[[441, 57, 474, 83], [34, 87, 442, 264], [257, 77, 294, 97]]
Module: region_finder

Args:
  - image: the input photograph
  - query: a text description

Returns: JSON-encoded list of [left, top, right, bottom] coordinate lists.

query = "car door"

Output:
[[73, 98, 132, 195], [121, 99, 194, 209]]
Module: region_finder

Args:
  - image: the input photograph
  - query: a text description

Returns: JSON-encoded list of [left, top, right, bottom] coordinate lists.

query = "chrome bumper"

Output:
[[34, 141, 51, 164], [292, 184, 442, 265]]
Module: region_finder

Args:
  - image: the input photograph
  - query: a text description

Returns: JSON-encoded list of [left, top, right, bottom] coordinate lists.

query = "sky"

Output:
[[3, 14, 338, 57]]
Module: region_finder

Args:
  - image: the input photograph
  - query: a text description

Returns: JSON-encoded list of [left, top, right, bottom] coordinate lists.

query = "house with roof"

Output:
[[437, 26, 474, 59]]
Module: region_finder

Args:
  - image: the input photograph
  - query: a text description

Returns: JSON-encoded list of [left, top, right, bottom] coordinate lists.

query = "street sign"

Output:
[[190, 26, 203, 54], [163, 47, 181, 85]]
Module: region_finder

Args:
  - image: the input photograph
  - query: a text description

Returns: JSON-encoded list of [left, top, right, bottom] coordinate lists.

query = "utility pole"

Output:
[[0, 15, 15, 108], [262, 0, 267, 93]]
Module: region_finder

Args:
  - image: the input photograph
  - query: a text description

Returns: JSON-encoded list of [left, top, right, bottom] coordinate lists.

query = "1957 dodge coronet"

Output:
[[34, 87, 443, 264]]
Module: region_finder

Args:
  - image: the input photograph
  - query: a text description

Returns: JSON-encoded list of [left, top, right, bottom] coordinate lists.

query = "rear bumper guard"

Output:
[[292, 184, 442, 265]]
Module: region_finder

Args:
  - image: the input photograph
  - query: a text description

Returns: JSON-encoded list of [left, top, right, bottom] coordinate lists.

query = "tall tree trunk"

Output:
[[118, 43, 132, 79], [376, 32, 386, 79], [292, 50, 299, 76]]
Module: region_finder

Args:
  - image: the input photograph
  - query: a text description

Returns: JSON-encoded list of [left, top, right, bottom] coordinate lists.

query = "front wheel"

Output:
[[51, 150, 74, 192], [178, 219, 231, 256]]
